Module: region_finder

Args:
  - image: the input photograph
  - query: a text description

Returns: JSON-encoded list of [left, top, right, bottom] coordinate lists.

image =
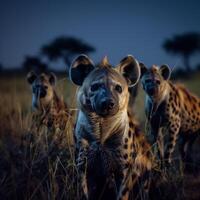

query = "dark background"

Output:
[[0, 0, 200, 71]]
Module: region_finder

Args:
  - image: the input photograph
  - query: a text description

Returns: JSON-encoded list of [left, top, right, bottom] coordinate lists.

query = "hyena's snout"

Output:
[[99, 97, 115, 112], [144, 81, 157, 96], [32, 84, 48, 108], [33, 85, 47, 98], [93, 90, 118, 116], [143, 77, 160, 96]]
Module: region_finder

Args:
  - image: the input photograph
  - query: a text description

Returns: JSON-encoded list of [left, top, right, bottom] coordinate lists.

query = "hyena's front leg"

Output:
[[117, 162, 138, 200], [150, 127, 164, 163], [76, 142, 89, 199], [117, 138, 139, 200], [149, 116, 163, 160], [157, 131, 164, 158], [165, 118, 181, 165]]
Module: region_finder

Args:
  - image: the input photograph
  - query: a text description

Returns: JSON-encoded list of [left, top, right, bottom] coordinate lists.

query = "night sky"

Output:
[[0, 0, 200, 70]]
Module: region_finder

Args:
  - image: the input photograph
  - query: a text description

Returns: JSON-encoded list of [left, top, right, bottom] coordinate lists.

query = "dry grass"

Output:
[[0, 73, 200, 200], [0, 74, 80, 200]]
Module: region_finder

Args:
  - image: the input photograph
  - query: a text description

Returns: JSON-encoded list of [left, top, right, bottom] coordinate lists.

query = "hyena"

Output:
[[26, 71, 73, 147], [70, 55, 152, 200], [140, 63, 200, 167]]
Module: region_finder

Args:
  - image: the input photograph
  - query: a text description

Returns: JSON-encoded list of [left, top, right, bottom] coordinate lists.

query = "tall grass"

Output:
[[0, 75, 81, 200], [0, 73, 200, 199]]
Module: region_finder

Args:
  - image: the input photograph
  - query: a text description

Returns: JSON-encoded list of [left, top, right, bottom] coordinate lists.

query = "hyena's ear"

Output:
[[118, 55, 140, 87], [49, 72, 57, 85], [27, 71, 37, 84], [139, 62, 148, 78], [160, 64, 171, 80], [69, 54, 95, 85]]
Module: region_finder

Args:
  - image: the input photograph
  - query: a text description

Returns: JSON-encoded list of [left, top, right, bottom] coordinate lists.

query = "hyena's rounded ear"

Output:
[[49, 72, 57, 85], [139, 62, 148, 78], [27, 71, 37, 84], [118, 55, 140, 87], [69, 54, 95, 85], [160, 64, 171, 80]]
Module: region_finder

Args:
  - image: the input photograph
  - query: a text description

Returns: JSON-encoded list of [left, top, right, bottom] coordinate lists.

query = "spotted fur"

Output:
[[70, 55, 153, 200], [118, 112, 152, 200], [140, 64, 200, 166]]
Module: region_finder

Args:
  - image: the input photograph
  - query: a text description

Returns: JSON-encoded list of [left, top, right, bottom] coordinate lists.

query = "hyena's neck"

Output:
[[41, 91, 67, 115], [78, 109, 129, 144]]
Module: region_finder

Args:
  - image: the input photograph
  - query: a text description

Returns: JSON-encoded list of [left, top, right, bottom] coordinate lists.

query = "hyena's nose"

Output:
[[101, 99, 115, 111], [38, 87, 47, 98]]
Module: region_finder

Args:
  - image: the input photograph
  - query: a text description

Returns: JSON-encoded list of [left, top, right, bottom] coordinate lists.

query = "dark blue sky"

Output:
[[0, 0, 200, 69]]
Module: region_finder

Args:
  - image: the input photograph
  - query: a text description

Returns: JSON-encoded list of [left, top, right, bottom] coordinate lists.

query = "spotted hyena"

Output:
[[27, 71, 73, 147], [70, 55, 152, 200], [140, 63, 200, 168]]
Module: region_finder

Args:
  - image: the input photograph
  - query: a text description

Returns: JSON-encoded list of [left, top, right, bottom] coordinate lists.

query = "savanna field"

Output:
[[0, 72, 200, 200]]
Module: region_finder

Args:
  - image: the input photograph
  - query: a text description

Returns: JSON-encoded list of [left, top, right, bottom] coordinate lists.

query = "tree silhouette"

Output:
[[41, 36, 95, 72], [0, 63, 3, 71], [23, 56, 48, 73], [163, 32, 200, 71]]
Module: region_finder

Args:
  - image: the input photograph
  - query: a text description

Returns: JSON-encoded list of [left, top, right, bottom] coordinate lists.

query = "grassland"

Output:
[[0, 72, 200, 200]]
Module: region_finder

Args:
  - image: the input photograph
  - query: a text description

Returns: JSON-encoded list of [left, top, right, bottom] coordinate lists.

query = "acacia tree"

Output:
[[41, 36, 95, 72], [0, 63, 3, 71], [23, 56, 48, 73], [163, 32, 200, 71]]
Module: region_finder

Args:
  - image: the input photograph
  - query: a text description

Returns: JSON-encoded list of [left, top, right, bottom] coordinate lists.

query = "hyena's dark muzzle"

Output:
[[33, 85, 47, 98], [32, 84, 47, 108], [91, 88, 118, 116], [142, 77, 160, 96]]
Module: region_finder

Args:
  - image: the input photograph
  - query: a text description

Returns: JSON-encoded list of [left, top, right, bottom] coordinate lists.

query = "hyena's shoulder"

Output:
[[167, 82, 200, 132], [168, 82, 200, 111], [176, 83, 200, 107]]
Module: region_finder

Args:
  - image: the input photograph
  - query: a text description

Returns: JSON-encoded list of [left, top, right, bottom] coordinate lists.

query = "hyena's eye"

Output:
[[156, 80, 161, 85], [115, 84, 122, 93], [90, 83, 100, 92]]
